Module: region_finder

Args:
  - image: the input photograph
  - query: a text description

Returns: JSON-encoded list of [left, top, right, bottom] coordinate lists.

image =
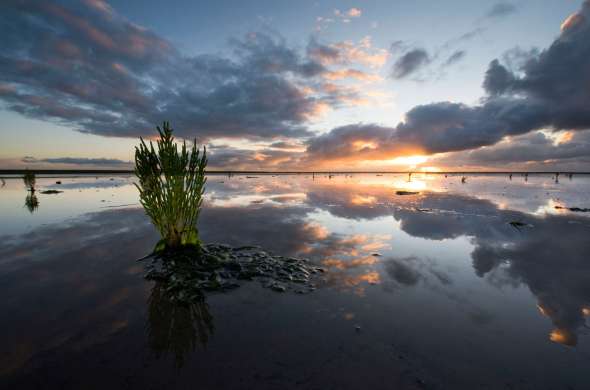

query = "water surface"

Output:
[[1, 173, 589, 389]]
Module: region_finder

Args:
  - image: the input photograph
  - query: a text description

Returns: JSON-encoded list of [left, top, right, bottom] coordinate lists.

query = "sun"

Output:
[[385, 155, 428, 167]]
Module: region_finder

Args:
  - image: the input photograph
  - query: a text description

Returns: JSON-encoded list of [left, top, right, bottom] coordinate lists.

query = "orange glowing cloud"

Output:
[[333, 38, 388, 68], [350, 195, 377, 205], [323, 69, 381, 82], [549, 329, 577, 346], [561, 11, 584, 31]]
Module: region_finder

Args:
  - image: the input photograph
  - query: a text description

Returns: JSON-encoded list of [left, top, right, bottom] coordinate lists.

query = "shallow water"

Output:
[[1, 173, 589, 389]]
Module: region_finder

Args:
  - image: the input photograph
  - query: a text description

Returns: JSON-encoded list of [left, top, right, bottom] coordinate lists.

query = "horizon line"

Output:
[[1, 169, 589, 176]]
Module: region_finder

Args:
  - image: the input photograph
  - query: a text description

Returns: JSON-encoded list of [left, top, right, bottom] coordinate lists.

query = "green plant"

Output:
[[135, 122, 207, 251], [23, 170, 36, 192]]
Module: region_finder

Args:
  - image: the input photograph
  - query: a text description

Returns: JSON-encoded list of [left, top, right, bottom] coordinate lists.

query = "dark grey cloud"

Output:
[[436, 130, 590, 168], [389, 40, 409, 53], [500, 46, 540, 72], [306, 124, 394, 161], [391, 48, 430, 79], [482, 59, 516, 95], [22, 156, 131, 166], [456, 27, 487, 42], [485, 2, 518, 19], [307, 38, 341, 64], [381, 255, 456, 297], [269, 140, 303, 149], [384, 257, 422, 286], [0, 1, 354, 141], [393, 98, 550, 153], [390, 36, 467, 82], [206, 146, 303, 170], [442, 50, 466, 68]]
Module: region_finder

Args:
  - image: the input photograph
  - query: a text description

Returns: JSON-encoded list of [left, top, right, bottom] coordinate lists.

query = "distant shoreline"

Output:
[[1, 169, 590, 177]]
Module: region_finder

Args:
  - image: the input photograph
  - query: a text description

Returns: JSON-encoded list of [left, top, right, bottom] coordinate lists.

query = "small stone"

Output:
[[271, 283, 286, 292], [225, 261, 243, 272], [221, 281, 240, 290]]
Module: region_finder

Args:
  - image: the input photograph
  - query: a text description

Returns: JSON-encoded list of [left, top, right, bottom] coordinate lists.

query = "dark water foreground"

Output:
[[1, 173, 589, 389]]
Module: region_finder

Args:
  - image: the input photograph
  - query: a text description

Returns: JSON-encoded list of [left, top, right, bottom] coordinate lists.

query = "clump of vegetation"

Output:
[[135, 122, 207, 252], [23, 170, 36, 192], [136, 122, 322, 298]]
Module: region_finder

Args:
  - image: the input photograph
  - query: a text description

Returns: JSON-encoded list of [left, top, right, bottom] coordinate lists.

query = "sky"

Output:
[[0, 0, 589, 171]]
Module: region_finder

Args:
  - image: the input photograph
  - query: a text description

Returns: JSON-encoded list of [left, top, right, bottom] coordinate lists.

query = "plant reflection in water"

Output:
[[24, 193, 39, 213], [146, 258, 214, 368]]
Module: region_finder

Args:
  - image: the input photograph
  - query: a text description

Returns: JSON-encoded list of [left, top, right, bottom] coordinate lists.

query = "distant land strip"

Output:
[[1, 169, 589, 177]]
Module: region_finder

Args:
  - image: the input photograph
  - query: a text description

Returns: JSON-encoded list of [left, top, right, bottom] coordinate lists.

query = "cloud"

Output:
[[561, 10, 585, 32], [307, 39, 341, 65], [0, 1, 362, 141], [394, 99, 552, 154], [391, 48, 430, 79], [442, 50, 466, 67], [316, 7, 362, 30], [269, 140, 305, 150], [22, 156, 131, 166], [389, 191, 590, 345], [334, 8, 362, 19], [434, 130, 590, 169], [482, 59, 516, 95], [456, 27, 487, 42], [323, 68, 381, 82], [485, 2, 518, 19], [347, 8, 362, 18], [353, 0, 590, 160], [384, 257, 422, 286], [308, 37, 388, 68], [305, 124, 401, 163], [206, 145, 303, 170], [389, 38, 466, 81], [306, 96, 550, 164]]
